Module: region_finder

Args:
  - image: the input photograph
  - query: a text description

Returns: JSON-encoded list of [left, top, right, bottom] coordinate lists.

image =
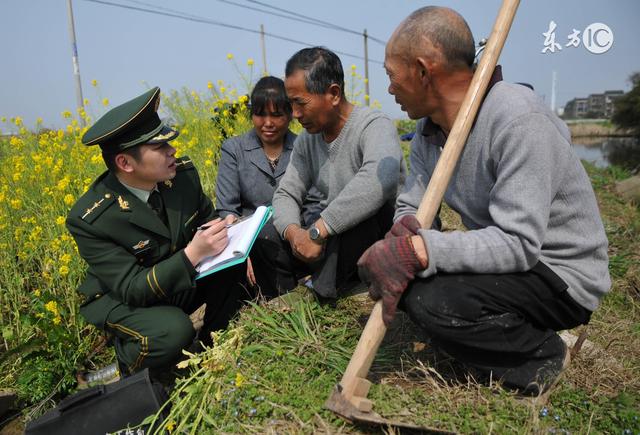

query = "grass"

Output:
[[138, 163, 640, 434]]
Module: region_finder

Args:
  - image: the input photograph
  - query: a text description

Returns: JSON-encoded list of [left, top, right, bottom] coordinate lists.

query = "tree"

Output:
[[612, 72, 640, 137]]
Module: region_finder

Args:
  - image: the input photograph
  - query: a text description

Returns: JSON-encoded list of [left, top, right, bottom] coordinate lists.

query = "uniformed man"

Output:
[[67, 87, 251, 376]]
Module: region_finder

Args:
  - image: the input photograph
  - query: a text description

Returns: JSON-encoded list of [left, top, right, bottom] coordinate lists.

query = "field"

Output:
[[0, 73, 639, 433]]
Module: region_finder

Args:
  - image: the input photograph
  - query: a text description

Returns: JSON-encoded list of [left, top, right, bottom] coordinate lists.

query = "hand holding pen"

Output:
[[184, 217, 230, 266]]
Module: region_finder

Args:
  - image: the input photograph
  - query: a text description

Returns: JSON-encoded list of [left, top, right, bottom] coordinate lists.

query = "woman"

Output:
[[215, 76, 322, 294]]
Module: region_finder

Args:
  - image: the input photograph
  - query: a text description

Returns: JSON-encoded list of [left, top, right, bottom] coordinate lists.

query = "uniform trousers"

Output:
[[105, 265, 252, 374], [399, 262, 591, 394]]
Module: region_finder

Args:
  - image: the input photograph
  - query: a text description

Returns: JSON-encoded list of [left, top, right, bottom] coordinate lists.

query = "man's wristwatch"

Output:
[[309, 225, 325, 244]]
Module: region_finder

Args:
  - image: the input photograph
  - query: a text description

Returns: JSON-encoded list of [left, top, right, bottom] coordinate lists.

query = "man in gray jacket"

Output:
[[266, 47, 405, 299], [358, 7, 610, 395]]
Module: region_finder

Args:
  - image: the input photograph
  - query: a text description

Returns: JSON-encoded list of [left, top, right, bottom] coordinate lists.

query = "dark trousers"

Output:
[[106, 265, 252, 374], [251, 204, 393, 298], [399, 262, 591, 393]]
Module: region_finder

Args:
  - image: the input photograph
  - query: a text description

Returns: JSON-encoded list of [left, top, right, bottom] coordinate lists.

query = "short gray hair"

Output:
[[394, 6, 475, 70]]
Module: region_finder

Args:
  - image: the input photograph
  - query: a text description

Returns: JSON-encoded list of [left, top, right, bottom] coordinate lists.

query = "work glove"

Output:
[[385, 214, 421, 239], [357, 236, 427, 326]]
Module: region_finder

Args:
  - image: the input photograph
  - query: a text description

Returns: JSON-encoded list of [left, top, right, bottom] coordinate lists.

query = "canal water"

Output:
[[572, 136, 640, 171]]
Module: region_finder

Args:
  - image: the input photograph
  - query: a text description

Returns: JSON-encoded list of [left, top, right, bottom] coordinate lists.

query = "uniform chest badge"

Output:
[[118, 195, 130, 211], [133, 239, 150, 250]]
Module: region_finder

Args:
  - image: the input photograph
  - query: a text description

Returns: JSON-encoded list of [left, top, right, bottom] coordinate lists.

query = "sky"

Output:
[[1, 0, 639, 132]]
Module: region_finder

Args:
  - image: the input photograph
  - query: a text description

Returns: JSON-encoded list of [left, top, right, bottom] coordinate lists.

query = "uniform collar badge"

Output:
[[164, 180, 173, 188], [118, 195, 130, 211]]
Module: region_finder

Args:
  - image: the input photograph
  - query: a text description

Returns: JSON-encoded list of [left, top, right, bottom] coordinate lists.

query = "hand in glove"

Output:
[[357, 236, 427, 326], [385, 214, 421, 239]]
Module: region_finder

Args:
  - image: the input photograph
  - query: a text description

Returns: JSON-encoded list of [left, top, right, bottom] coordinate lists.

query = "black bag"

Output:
[[25, 369, 168, 435]]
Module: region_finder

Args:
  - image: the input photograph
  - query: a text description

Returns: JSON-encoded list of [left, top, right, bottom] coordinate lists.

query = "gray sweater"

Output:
[[396, 82, 611, 312], [273, 105, 405, 235]]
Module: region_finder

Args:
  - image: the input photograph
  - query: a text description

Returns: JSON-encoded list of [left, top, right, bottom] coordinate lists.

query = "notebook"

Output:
[[195, 205, 272, 280]]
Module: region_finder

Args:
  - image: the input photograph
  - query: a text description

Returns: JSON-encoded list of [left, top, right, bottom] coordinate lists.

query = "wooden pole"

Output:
[[363, 29, 370, 106], [329, 0, 521, 414], [260, 24, 268, 76]]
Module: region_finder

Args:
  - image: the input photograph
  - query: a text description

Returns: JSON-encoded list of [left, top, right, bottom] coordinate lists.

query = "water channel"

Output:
[[572, 136, 640, 171]]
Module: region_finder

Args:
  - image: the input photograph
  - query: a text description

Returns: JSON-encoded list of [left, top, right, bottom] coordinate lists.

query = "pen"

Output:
[[197, 215, 250, 232]]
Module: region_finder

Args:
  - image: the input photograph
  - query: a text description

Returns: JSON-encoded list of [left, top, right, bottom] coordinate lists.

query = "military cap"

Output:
[[82, 86, 178, 153]]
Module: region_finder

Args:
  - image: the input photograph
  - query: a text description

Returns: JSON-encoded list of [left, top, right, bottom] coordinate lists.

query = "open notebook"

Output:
[[195, 206, 273, 280]]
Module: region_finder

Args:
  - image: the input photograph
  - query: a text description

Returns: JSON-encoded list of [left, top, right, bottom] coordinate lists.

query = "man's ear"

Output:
[[115, 153, 134, 173], [416, 56, 431, 86], [327, 83, 342, 106]]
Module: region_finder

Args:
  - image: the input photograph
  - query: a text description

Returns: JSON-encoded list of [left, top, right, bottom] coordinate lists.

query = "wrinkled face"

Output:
[[285, 69, 334, 134], [128, 142, 177, 185], [384, 51, 427, 120], [252, 100, 291, 147]]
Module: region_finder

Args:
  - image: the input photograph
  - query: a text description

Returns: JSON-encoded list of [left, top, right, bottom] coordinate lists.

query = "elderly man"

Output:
[[358, 7, 610, 395], [67, 87, 251, 377], [254, 47, 405, 299]]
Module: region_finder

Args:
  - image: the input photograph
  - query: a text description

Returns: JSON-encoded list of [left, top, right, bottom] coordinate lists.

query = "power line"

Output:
[[81, 0, 383, 64], [245, 0, 386, 45], [219, 0, 386, 46]]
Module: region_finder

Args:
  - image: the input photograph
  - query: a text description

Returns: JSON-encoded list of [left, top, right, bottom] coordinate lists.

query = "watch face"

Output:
[[310, 226, 320, 240]]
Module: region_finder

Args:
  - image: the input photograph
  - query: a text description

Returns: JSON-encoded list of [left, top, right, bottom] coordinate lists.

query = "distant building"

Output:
[[564, 98, 589, 119], [563, 90, 625, 119]]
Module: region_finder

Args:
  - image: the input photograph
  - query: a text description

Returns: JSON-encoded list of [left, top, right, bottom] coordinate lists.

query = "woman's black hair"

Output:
[[250, 76, 292, 117]]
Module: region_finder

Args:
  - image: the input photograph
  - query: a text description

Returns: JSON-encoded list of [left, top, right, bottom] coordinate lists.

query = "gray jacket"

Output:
[[215, 129, 323, 225], [396, 81, 610, 312]]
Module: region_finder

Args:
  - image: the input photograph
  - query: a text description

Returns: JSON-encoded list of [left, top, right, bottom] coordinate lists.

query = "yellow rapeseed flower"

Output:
[[83, 98, 90, 106], [247, 58, 254, 66], [14, 116, 23, 126], [34, 289, 41, 297], [59, 265, 69, 276], [1, 116, 6, 122], [102, 98, 109, 107], [56, 215, 66, 225], [45, 300, 59, 316], [60, 253, 72, 264], [165, 420, 176, 433], [205, 159, 212, 167], [53, 316, 62, 325], [62, 110, 72, 119], [235, 371, 245, 387], [220, 87, 226, 94], [351, 64, 357, 71], [10, 199, 22, 209], [207, 81, 213, 89], [226, 53, 234, 60], [91, 79, 98, 87], [63, 194, 74, 206], [36, 117, 43, 124]]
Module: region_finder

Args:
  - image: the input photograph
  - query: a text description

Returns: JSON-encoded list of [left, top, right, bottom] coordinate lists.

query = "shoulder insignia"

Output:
[[80, 193, 116, 223], [175, 156, 194, 171], [118, 195, 130, 211], [133, 239, 150, 250], [164, 180, 173, 188]]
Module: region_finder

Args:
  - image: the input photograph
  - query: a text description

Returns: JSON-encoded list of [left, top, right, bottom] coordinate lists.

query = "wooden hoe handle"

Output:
[[335, 0, 521, 413]]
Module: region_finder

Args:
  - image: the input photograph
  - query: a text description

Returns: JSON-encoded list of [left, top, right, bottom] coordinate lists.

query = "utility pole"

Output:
[[260, 24, 268, 77], [550, 70, 557, 114], [363, 28, 370, 106], [66, 0, 85, 125]]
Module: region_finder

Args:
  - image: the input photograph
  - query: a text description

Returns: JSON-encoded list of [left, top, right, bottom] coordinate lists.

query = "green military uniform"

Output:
[[67, 87, 248, 374]]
